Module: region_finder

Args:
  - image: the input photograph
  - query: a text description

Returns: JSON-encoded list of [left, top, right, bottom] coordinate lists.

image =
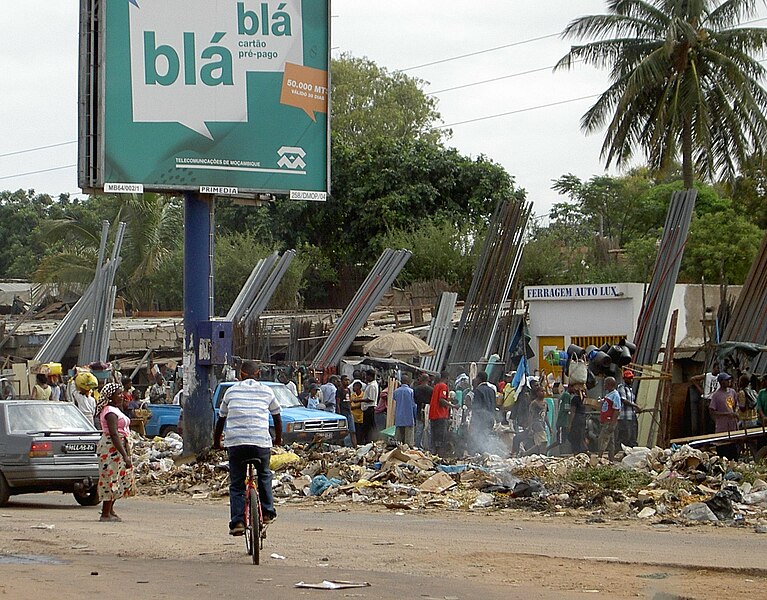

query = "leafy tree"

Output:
[[531, 167, 765, 285], [680, 208, 763, 282], [378, 218, 480, 294], [728, 154, 767, 228], [33, 193, 183, 311], [556, 0, 767, 188], [0, 190, 75, 278], [331, 54, 445, 148], [214, 232, 277, 314]]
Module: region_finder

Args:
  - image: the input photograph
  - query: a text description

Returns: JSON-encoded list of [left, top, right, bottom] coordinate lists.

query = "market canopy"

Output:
[[363, 332, 435, 360]]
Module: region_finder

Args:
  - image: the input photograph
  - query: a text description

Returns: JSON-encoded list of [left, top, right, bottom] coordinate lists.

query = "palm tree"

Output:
[[33, 194, 182, 311], [556, 0, 767, 188]]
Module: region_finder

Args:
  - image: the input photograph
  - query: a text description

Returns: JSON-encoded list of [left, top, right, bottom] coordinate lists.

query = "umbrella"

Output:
[[363, 332, 435, 359]]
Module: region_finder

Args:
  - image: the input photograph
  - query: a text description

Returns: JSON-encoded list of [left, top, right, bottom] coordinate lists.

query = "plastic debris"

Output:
[[294, 580, 371, 590], [679, 502, 718, 522]]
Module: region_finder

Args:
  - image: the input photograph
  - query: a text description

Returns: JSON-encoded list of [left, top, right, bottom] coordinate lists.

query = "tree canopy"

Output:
[[520, 169, 765, 287]]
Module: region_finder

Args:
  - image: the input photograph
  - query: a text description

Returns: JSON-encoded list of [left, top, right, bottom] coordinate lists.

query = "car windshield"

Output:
[[217, 382, 301, 409], [268, 383, 302, 409], [6, 402, 96, 434]]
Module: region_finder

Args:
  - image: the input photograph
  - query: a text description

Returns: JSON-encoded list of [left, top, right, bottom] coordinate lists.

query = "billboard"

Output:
[[79, 0, 330, 198]]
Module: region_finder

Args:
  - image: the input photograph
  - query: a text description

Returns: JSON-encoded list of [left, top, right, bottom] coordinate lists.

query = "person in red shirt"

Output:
[[429, 371, 457, 457]]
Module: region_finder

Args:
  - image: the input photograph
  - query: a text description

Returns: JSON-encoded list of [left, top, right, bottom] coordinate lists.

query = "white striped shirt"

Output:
[[219, 379, 281, 448]]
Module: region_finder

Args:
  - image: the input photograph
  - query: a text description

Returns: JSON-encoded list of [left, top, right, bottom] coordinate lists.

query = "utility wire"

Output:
[[399, 32, 561, 72], [2, 16, 766, 178], [427, 60, 584, 96], [0, 140, 76, 159], [403, 15, 767, 73], [437, 94, 600, 129], [0, 164, 77, 181]]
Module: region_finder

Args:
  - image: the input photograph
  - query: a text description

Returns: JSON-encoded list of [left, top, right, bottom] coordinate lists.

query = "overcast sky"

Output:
[[2, 1, 766, 217]]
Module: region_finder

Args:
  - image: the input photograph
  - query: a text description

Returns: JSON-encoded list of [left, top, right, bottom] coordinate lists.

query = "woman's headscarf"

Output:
[[96, 382, 122, 417]]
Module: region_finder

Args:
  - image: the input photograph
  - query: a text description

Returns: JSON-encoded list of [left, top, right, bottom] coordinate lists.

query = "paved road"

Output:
[[0, 493, 765, 599]]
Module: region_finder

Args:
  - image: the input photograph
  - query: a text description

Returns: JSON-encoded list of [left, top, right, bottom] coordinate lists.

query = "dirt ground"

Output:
[[1, 492, 766, 599]]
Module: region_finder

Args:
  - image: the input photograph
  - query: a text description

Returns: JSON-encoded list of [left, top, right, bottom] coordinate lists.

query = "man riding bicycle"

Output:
[[213, 361, 283, 536]]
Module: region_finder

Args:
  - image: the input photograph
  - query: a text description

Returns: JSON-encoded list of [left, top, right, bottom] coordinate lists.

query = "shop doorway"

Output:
[[538, 335, 565, 380]]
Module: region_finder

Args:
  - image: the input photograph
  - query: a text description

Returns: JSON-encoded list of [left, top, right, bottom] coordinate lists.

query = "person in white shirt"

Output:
[[278, 372, 298, 397], [213, 361, 282, 536], [360, 370, 379, 444]]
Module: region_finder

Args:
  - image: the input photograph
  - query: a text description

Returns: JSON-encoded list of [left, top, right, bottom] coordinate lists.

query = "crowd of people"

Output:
[[18, 357, 767, 531], [283, 363, 721, 462]]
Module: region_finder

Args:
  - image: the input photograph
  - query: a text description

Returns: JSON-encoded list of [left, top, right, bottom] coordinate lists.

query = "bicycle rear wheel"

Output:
[[244, 487, 254, 556], [249, 488, 261, 565]]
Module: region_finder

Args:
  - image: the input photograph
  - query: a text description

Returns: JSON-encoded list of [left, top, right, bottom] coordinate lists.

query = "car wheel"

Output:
[[73, 486, 100, 507], [0, 472, 10, 507], [756, 445, 767, 463], [159, 425, 178, 437]]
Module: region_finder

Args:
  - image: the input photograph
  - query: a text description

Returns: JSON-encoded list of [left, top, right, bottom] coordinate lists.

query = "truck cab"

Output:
[[212, 381, 348, 444]]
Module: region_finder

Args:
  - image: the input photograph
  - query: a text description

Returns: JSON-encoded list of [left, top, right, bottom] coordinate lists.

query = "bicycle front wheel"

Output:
[[249, 488, 261, 565]]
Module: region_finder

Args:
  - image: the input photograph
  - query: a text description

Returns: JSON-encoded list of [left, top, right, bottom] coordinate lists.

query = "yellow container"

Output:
[[44, 362, 63, 376]]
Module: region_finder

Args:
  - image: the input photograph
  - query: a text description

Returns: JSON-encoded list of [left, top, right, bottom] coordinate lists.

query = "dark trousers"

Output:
[[227, 445, 275, 529], [430, 418, 449, 456], [360, 407, 376, 444], [617, 419, 639, 448], [568, 414, 587, 455]]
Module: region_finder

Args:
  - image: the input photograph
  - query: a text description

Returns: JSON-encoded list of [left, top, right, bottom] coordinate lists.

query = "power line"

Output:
[[0, 164, 76, 181], [0, 140, 76, 159], [402, 15, 767, 74], [399, 32, 561, 72], [427, 60, 584, 96], [3, 15, 766, 171], [437, 94, 600, 129]]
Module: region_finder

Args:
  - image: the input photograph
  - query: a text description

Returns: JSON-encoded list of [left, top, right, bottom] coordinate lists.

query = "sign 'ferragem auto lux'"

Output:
[[524, 285, 626, 301], [78, 0, 330, 198]]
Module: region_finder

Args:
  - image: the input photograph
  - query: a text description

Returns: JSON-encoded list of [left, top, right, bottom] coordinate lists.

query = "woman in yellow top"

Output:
[[350, 380, 365, 428], [31, 374, 52, 401]]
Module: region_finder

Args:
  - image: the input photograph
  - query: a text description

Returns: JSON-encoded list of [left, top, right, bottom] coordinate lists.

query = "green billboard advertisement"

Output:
[[79, 0, 329, 199]]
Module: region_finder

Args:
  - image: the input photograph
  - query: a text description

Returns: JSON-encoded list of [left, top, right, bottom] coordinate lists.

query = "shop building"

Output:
[[524, 283, 740, 379]]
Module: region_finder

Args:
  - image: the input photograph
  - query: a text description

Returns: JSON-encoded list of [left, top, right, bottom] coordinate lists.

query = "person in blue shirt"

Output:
[[393, 374, 417, 446], [597, 376, 622, 461]]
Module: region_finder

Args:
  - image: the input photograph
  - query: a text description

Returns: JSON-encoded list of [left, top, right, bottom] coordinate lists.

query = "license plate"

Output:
[[316, 432, 334, 439], [63, 442, 96, 454]]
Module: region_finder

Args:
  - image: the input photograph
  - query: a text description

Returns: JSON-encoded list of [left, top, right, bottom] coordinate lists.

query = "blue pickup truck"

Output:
[[211, 381, 349, 444], [144, 404, 182, 438], [174, 381, 348, 444]]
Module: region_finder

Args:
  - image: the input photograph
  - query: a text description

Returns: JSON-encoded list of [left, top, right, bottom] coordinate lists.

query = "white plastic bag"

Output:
[[568, 359, 588, 384]]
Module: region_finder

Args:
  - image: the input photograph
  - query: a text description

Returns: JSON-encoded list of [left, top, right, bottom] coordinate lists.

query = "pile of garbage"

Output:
[[130, 434, 767, 529], [131, 432, 228, 498]]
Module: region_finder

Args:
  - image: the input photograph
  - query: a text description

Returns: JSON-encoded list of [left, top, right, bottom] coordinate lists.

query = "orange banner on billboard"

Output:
[[280, 63, 328, 122]]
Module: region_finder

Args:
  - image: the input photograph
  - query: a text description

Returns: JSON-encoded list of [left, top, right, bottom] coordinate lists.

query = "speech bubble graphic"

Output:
[[128, 0, 304, 139], [280, 63, 328, 122]]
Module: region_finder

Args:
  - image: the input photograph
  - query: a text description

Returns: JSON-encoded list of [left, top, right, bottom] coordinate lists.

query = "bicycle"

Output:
[[243, 458, 267, 565]]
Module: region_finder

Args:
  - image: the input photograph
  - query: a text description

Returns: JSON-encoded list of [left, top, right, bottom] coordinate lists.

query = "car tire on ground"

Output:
[[159, 425, 178, 437], [756, 444, 767, 463], [73, 486, 100, 506], [0, 472, 10, 507]]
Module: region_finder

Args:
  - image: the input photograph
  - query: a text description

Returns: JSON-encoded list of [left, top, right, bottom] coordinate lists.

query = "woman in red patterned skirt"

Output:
[[95, 382, 136, 522]]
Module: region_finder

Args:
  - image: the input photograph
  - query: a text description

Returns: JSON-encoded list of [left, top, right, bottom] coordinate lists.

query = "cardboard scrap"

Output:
[[418, 471, 456, 494]]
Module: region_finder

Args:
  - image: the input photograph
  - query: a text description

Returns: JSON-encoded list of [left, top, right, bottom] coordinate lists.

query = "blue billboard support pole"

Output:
[[183, 192, 213, 456]]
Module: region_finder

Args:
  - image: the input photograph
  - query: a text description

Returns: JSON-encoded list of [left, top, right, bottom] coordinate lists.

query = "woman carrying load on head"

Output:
[[95, 382, 136, 522]]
